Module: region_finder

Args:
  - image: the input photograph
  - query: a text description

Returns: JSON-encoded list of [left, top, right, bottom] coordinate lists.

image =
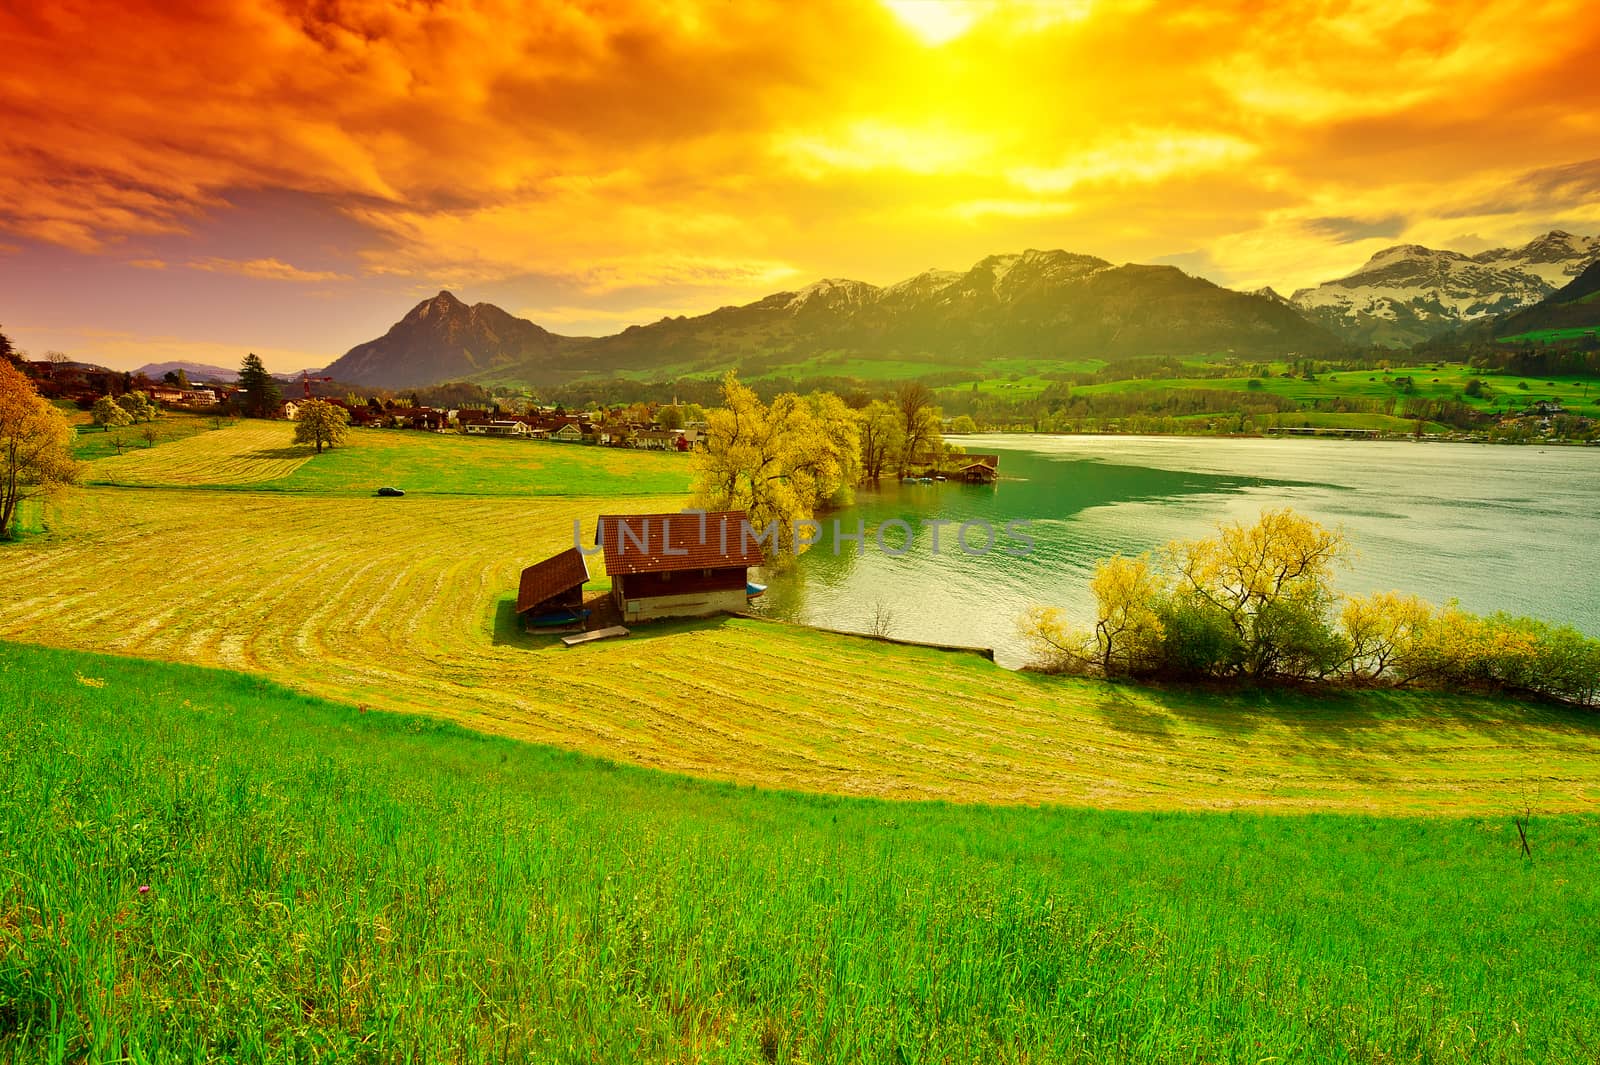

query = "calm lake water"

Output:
[[749, 435, 1600, 668]]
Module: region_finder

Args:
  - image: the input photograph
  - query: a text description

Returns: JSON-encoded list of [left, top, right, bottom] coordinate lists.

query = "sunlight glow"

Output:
[[881, 0, 985, 45]]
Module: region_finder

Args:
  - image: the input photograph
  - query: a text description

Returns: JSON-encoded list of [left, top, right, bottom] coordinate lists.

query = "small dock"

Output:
[[561, 625, 629, 647]]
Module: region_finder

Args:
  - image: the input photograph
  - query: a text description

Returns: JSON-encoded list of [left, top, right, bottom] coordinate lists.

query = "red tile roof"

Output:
[[595, 510, 764, 575], [516, 548, 590, 613]]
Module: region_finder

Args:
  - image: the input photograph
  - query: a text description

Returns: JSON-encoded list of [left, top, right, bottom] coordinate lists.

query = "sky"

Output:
[[3, 0, 1599, 372]]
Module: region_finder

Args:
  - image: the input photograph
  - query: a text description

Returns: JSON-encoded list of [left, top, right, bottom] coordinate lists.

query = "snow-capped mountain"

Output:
[[1291, 231, 1600, 345]]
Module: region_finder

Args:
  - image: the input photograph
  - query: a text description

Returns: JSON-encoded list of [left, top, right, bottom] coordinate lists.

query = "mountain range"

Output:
[[1290, 230, 1600, 346], [321, 233, 1600, 389], [1479, 258, 1600, 338], [323, 250, 1341, 388], [131, 360, 243, 382]]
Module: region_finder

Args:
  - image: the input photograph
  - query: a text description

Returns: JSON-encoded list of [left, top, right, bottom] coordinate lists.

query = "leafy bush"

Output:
[[1152, 594, 1241, 677]]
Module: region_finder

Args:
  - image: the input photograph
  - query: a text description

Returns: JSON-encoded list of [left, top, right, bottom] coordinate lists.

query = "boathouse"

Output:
[[957, 454, 999, 483], [596, 510, 763, 621]]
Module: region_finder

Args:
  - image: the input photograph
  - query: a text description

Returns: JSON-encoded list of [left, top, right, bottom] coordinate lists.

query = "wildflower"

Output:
[[138, 885, 151, 895]]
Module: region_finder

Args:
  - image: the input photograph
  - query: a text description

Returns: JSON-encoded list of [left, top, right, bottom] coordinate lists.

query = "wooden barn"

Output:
[[515, 547, 590, 628], [596, 510, 763, 621]]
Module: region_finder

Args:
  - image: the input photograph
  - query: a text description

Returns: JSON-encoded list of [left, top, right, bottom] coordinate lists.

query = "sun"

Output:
[[881, 0, 985, 46], [881, 1, 1094, 46]]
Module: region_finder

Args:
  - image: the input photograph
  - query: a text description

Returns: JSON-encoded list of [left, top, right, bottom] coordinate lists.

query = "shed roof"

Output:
[[959, 453, 999, 468], [596, 510, 763, 575], [516, 548, 590, 613]]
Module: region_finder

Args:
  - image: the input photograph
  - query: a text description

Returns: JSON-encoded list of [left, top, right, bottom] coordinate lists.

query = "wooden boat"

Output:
[[746, 582, 767, 598]]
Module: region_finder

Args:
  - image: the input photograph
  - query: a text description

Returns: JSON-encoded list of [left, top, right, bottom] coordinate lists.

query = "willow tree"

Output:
[[691, 373, 860, 565], [1166, 507, 1349, 679], [856, 399, 903, 482], [1, 361, 82, 539]]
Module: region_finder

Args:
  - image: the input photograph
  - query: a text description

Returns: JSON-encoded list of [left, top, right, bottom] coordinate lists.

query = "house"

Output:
[[550, 423, 584, 443], [464, 420, 530, 437], [633, 429, 680, 451], [515, 547, 590, 628], [956, 454, 999, 483], [281, 398, 302, 420], [596, 510, 764, 621]]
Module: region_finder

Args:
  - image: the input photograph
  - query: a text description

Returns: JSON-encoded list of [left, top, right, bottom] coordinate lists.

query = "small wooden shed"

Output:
[[515, 547, 590, 628]]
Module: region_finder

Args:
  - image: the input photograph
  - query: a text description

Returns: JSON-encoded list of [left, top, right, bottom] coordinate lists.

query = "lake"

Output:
[[748, 435, 1600, 667]]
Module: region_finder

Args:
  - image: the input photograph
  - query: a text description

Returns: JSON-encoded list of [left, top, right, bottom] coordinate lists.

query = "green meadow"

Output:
[[60, 407, 225, 463], [262, 426, 693, 497], [1066, 365, 1598, 414], [82, 420, 694, 497], [1498, 326, 1600, 344], [4, 640, 1599, 1063]]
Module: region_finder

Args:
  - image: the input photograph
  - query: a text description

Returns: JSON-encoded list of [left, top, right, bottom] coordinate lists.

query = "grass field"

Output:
[[924, 361, 1600, 420], [5, 425, 1600, 810], [1065, 366, 1600, 418], [60, 407, 227, 463], [85, 422, 316, 486], [265, 425, 693, 496], [80, 421, 694, 497], [1498, 327, 1599, 343], [4, 640, 1598, 1062]]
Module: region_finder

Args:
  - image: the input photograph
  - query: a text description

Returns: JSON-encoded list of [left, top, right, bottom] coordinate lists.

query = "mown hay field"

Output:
[[62, 407, 222, 462], [86, 421, 315, 486], [5, 640, 1597, 1062], [6, 474, 1600, 812]]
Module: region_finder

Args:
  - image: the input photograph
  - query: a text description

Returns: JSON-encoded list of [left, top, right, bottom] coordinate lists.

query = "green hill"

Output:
[[1496, 260, 1600, 341]]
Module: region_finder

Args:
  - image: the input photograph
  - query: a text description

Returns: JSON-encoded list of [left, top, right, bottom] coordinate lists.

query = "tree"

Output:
[[1019, 555, 1166, 676], [1, 361, 82, 538], [237, 353, 281, 418], [895, 381, 943, 476], [856, 400, 903, 482], [91, 395, 133, 431], [690, 373, 860, 565], [1339, 592, 1433, 681], [0, 325, 22, 369], [117, 390, 157, 423], [1167, 508, 1349, 679], [291, 399, 351, 454], [1089, 554, 1166, 676], [949, 414, 978, 434], [656, 405, 685, 431]]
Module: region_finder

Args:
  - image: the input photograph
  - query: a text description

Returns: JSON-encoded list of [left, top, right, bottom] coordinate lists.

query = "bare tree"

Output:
[[868, 600, 895, 638]]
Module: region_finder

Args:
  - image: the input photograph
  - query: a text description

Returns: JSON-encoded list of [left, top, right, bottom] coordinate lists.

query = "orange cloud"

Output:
[[0, 0, 1597, 329], [188, 257, 349, 283]]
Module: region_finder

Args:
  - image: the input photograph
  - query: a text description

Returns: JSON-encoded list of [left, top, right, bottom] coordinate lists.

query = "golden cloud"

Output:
[[188, 258, 350, 283], [0, 0, 1597, 321]]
